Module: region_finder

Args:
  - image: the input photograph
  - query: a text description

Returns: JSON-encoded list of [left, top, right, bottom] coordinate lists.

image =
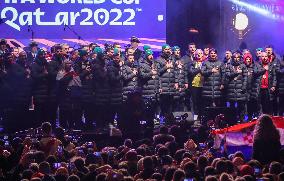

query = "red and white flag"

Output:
[[213, 116, 284, 148]]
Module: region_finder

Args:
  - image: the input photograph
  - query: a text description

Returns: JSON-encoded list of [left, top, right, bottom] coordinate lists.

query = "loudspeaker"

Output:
[[172, 112, 193, 122]]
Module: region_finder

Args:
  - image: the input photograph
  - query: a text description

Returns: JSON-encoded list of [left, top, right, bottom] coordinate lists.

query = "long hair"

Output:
[[253, 115, 280, 141]]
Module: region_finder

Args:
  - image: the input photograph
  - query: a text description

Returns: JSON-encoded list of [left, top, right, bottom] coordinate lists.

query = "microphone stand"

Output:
[[28, 25, 34, 41], [64, 24, 85, 48]]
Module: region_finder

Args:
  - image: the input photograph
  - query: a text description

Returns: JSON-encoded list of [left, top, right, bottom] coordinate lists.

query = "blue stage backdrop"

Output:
[[0, 0, 166, 50]]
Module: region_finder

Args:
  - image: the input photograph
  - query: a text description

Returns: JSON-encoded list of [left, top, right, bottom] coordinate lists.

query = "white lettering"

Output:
[[111, 0, 122, 4], [80, 8, 93, 25], [111, 0, 139, 4], [55, 12, 69, 25], [39, 0, 55, 3], [57, 0, 69, 4], [70, 12, 80, 25], [1, 7, 20, 31], [83, 0, 92, 4], [71, 0, 82, 3], [93, 0, 105, 4], [94, 8, 109, 25], [4, 0, 18, 3], [19, 11, 32, 25], [21, 0, 35, 3], [33, 8, 45, 25]]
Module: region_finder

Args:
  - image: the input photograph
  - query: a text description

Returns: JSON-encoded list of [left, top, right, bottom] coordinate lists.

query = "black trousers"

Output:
[[203, 97, 222, 109], [82, 102, 96, 130], [34, 101, 50, 125], [191, 87, 203, 116], [272, 93, 279, 116], [143, 98, 158, 128], [260, 88, 273, 115], [184, 89, 192, 111], [247, 98, 260, 120], [47, 101, 58, 127], [59, 103, 83, 130], [173, 96, 185, 112], [279, 95, 284, 116], [94, 104, 109, 129], [160, 94, 174, 122]]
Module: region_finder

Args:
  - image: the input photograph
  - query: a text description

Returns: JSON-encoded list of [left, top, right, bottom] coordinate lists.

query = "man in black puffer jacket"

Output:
[[31, 49, 49, 124], [74, 49, 94, 130], [244, 53, 265, 120], [201, 48, 225, 108], [57, 59, 82, 129], [13, 51, 33, 130], [107, 50, 123, 127], [173, 46, 188, 112], [47, 45, 64, 127], [139, 49, 159, 128], [276, 55, 284, 116], [121, 54, 141, 134], [93, 48, 110, 129], [1, 52, 22, 132], [259, 52, 277, 115], [181, 42, 196, 111], [157, 44, 176, 122], [225, 51, 248, 122], [122, 54, 140, 102]]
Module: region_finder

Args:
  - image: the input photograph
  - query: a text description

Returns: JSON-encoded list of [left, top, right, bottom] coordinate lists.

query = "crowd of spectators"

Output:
[[0, 115, 283, 181]]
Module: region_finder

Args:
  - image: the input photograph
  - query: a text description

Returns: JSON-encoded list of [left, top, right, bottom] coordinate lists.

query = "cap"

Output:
[[145, 49, 153, 56], [37, 49, 45, 55], [143, 45, 151, 52], [93, 47, 103, 55], [162, 44, 171, 51], [0, 39, 7, 45], [79, 49, 88, 57], [172, 46, 180, 52], [130, 36, 141, 43], [29, 41, 38, 47]]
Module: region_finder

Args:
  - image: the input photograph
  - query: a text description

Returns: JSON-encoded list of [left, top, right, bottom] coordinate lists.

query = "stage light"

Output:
[[234, 13, 248, 31]]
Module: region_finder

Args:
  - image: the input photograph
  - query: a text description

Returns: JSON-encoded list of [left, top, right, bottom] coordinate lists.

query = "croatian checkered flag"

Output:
[[213, 116, 284, 147]]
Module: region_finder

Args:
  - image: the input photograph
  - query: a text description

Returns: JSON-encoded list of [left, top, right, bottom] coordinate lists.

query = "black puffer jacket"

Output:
[[174, 57, 188, 99], [260, 62, 277, 101], [0, 63, 19, 109], [107, 60, 123, 105], [181, 52, 194, 88], [47, 57, 63, 104], [225, 60, 248, 101], [201, 59, 225, 99], [74, 59, 94, 104], [138, 59, 160, 100], [156, 54, 176, 95], [121, 62, 140, 101], [246, 62, 265, 100], [276, 59, 284, 95], [57, 72, 82, 111], [93, 58, 110, 105], [31, 57, 49, 104], [14, 62, 32, 108]]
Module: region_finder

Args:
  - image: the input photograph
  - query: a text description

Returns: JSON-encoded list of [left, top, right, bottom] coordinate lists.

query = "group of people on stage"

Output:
[[1, 36, 284, 132]]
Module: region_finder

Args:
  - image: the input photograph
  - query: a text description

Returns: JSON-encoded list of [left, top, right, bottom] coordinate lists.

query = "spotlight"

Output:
[[234, 13, 249, 31], [232, 12, 250, 39]]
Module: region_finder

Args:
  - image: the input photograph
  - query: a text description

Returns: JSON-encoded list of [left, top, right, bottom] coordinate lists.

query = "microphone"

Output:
[[64, 24, 67, 31], [28, 25, 31, 32]]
